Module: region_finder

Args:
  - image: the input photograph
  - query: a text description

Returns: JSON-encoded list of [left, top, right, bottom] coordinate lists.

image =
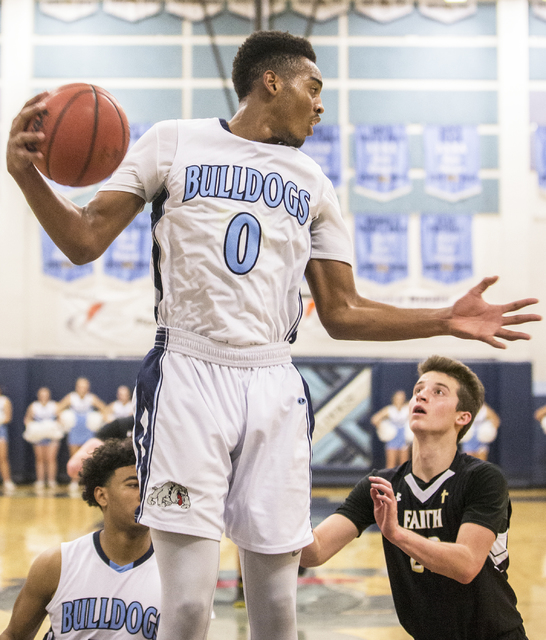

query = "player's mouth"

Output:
[[413, 405, 426, 415]]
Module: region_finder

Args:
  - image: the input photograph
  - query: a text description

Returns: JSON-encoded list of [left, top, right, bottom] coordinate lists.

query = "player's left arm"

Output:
[[370, 476, 495, 584], [305, 259, 540, 349]]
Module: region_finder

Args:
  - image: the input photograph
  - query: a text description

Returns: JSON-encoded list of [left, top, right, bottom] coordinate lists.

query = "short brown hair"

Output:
[[417, 355, 485, 442]]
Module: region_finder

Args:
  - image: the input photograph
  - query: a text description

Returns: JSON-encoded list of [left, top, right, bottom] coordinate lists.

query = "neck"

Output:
[[99, 525, 151, 567], [410, 436, 458, 482]]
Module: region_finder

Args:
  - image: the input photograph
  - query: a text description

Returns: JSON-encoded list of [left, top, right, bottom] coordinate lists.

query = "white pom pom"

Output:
[[86, 411, 104, 432], [59, 409, 77, 432], [23, 419, 64, 443], [477, 420, 497, 444], [377, 419, 397, 443]]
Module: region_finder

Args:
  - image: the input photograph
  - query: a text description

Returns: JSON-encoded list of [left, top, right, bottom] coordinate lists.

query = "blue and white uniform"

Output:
[[384, 404, 410, 450], [67, 392, 96, 446], [102, 118, 353, 553], [28, 400, 58, 445], [108, 400, 133, 421], [45, 531, 160, 639], [0, 395, 10, 441]]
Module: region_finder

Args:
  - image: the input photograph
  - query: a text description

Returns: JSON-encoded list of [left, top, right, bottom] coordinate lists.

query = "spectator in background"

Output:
[[371, 390, 411, 468], [460, 402, 500, 461], [57, 377, 107, 494], [0, 385, 15, 495], [23, 387, 63, 495], [105, 384, 133, 422]]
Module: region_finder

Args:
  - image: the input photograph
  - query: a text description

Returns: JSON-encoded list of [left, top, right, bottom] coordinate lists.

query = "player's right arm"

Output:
[[0, 547, 61, 640], [7, 94, 145, 265], [300, 514, 358, 567]]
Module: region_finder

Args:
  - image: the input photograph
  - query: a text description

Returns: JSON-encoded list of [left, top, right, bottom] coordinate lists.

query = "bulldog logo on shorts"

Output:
[[147, 481, 191, 509]]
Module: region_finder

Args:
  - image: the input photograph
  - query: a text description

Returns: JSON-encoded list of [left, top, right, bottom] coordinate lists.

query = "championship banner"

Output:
[[354, 214, 409, 285], [417, 0, 477, 24], [301, 125, 342, 189], [424, 125, 481, 203], [102, 1, 162, 21], [534, 126, 546, 194], [39, 1, 99, 22], [104, 211, 152, 282], [354, 125, 411, 202], [420, 214, 473, 285], [41, 229, 93, 282]]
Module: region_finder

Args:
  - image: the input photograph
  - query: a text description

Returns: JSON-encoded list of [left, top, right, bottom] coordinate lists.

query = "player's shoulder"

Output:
[[455, 451, 507, 485], [27, 545, 62, 593]]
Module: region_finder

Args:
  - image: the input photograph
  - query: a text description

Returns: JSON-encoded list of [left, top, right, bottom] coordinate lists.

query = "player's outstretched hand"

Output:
[[370, 476, 400, 543], [6, 92, 48, 177], [448, 276, 541, 349]]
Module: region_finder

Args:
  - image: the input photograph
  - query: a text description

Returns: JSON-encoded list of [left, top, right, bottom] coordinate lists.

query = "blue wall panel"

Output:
[[349, 46, 497, 81], [350, 90, 497, 125], [34, 45, 182, 78]]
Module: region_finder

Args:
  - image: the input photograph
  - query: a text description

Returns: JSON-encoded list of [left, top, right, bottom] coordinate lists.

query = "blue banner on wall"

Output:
[[534, 126, 546, 194], [104, 211, 152, 282], [41, 230, 93, 281], [354, 214, 409, 284], [421, 214, 473, 284], [424, 125, 481, 202], [301, 125, 342, 188], [354, 125, 411, 202]]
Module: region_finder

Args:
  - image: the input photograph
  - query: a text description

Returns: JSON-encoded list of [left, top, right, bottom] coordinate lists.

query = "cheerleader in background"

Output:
[[371, 390, 411, 468], [23, 387, 63, 495], [460, 402, 500, 461], [0, 386, 15, 495], [57, 377, 107, 494], [105, 385, 133, 422]]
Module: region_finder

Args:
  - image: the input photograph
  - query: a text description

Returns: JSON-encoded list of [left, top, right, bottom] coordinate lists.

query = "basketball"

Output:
[[26, 83, 130, 187]]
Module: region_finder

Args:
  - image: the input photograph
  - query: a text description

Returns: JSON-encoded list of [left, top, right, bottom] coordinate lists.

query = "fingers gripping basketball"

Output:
[[26, 83, 130, 187]]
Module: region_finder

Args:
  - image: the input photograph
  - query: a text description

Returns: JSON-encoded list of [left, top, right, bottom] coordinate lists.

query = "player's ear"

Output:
[[94, 485, 108, 509], [263, 70, 281, 95], [455, 411, 472, 427]]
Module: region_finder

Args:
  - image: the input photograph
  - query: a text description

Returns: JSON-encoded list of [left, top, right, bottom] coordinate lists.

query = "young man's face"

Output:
[[99, 465, 144, 533], [409, 371, 470, 440], [273, 57, 324, 148]]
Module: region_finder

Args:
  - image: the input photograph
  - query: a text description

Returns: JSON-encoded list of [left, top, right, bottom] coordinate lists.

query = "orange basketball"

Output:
[[26, 83, 130, 187]]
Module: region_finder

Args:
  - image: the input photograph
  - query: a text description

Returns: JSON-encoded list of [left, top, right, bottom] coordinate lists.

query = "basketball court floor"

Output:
[[0, 485, 544, 639]]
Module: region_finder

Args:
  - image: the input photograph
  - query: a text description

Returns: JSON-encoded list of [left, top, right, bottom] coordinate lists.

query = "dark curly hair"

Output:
[[80, 438, 136, 508], [417, 355, 485, 443], [232, 30, 317, 100]]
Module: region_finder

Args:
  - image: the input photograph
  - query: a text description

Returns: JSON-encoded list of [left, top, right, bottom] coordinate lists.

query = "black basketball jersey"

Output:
[[337, 452, 524, 640]]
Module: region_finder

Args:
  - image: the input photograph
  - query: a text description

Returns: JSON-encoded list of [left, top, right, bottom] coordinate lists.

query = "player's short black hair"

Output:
[[417, 355, 485, 442], [80, 438, 136, 508], [232, 30, 317, 100]]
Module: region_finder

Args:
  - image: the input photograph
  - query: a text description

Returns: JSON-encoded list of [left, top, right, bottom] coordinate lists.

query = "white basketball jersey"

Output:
[[31, 400, 57, 421], [102, 118, 353, 346], [69, 392, 93, 414], [45, 531, 160, 639]]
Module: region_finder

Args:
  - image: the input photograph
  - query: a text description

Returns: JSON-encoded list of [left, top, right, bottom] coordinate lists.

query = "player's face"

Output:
[[409, 371, 469, 439], [273, 58, 324, 148], [103, 465, 145, 533]]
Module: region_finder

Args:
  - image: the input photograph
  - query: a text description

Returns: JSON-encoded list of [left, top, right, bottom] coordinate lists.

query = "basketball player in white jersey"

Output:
[[6, 30, 541, 640], [0, 438, 161, 640]]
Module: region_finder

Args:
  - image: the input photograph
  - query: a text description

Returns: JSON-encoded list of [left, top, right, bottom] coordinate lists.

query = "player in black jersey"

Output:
[[301, 355, 527, 640]]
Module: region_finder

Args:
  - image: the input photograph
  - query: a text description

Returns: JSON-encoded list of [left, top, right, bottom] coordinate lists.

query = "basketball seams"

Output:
[[73, 85, 99, 187], [46, 88, 92, 182]]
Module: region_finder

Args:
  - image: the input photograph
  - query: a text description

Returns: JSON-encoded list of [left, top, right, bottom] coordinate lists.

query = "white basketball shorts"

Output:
[[134, 327, 315, 554]]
